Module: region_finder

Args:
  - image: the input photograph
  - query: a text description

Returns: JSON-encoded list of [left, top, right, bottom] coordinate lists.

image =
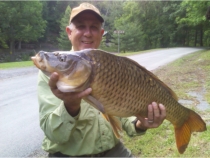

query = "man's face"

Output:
[[66, 11, 104, 51]]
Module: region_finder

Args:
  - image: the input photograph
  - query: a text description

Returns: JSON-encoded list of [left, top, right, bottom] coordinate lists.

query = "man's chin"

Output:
[[81, 46, 95, 50]]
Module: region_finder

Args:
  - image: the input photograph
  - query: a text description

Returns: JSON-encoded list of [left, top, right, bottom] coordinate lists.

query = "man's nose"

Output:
[[84, 28, 92, 37]]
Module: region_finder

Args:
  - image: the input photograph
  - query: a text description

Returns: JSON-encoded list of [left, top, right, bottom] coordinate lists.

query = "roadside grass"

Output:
[[122, 49, 210, 157], [123, 123, 210, 157], [0, 48, 164, 69], [0, 61, 33, 69], [153, 50, 210, 103]]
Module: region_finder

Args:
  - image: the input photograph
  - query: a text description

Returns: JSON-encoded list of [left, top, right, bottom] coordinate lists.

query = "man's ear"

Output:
[[66, 26, 72, 40], [101, 29, 105, 37], [100, 28, 105, 40]]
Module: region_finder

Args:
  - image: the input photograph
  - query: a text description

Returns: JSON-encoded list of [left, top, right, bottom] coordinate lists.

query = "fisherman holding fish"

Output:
[[37, 3, 167, 157]]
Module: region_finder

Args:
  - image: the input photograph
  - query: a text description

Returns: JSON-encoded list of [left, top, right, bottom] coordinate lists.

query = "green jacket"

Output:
[[37, 70, 146, 156]]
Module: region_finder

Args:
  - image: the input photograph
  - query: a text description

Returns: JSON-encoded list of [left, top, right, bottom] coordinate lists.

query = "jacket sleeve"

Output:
[[120, 116, 147, 137], [37, 71, 79, 144]]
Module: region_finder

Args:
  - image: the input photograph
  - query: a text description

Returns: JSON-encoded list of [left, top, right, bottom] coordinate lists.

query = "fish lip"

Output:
[[31, 53, 43, 69]]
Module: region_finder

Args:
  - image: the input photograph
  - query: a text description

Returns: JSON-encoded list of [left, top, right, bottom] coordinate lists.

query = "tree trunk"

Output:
[[200, 27, 203, 46], [18, 40, 22, 50], [9, 40, 15, 62], [10, 40, 14, 54], [9, 26, 15, 56], [194, 29, 197, 47], [186, 29, 189, 46], [182, 30, 185, 46]]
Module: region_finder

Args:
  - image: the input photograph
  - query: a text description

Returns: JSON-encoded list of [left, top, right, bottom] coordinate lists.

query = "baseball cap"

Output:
[[69, 3, 104, 23]]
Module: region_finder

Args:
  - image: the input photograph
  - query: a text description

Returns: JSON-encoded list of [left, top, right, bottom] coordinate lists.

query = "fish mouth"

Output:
[[31, 55, 43, 70], [31, 56, 38, 67], [31, 52, 51, 76]]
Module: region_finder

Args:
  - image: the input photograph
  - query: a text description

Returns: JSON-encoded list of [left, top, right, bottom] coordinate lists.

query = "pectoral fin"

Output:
[[102, 114, 122, 138], [83, 96, 122, 138], [84, 95, 105, 113]]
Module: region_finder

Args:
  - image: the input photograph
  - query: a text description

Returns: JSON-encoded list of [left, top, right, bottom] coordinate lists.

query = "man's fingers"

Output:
[[49, 72, 59, 90], [147, 103, 154, 121], [159, 103, 166, 118], [76, 88, 92, 98], [135, 102, 166, 130], [152, 102, 160, 119]]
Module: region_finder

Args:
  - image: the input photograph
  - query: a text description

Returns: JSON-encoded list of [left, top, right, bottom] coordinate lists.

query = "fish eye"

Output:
[[59, 55, 67, 62]]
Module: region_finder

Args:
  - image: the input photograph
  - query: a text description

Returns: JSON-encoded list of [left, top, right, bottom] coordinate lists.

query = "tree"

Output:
[[0, 29, 8, 48], [41, 1, 79, 44], [0, 1, 46, 53], [176, 0, 210, 46], [114, 1, 193, 51], [57, 5, 72, 50]]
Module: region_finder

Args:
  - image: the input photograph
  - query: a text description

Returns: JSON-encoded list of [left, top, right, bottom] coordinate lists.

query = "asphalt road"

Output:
[[127, 47, 203, 70], [0, 47, 203, 157]]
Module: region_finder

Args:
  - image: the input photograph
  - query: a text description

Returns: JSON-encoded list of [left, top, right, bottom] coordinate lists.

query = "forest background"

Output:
[[0, 0, 210, 62]]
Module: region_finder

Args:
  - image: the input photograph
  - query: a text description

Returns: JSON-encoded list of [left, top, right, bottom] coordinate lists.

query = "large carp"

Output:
[[31, 49, 206, 154]]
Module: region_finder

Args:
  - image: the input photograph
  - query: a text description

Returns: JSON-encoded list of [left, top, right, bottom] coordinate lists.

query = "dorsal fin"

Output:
[[123, 56, 178, 101]]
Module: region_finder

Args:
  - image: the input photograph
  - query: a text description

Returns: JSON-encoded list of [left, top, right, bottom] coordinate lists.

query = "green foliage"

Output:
[[1, 1, 210, 54], [176, 0, 210, 46], [177, 1, 209, 26], [0, 28, 8, 48], [57, 5, 72, 50], [41, 1, 79, 44], [113, 1, 183, 51], [0, 1, 46, 52]]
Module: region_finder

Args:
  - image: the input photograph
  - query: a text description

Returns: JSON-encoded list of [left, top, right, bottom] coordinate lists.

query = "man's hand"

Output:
[[135, 102, 166, 131], [48, 72, 92, 116]]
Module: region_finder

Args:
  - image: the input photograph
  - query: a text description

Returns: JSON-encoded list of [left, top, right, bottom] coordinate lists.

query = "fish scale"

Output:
[[87, 51, 177, 116], [31, 49, 206, 154]]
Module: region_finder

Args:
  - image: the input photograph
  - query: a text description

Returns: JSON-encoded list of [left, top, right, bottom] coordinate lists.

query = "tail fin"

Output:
[[102, 114, 122, 138], [174, 110, 206, 154]]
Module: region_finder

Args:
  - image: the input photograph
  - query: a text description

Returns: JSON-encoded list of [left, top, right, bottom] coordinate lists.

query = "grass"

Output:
[[123, 123, 210, 157], [122, 49, 210, 157], [153, 50, 210, 100], [0, 48, 164, 69], [0, 61, 34, 69]]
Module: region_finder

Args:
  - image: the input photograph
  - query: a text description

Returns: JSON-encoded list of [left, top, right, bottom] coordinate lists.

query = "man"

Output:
[[37, 3, 166, 157]]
